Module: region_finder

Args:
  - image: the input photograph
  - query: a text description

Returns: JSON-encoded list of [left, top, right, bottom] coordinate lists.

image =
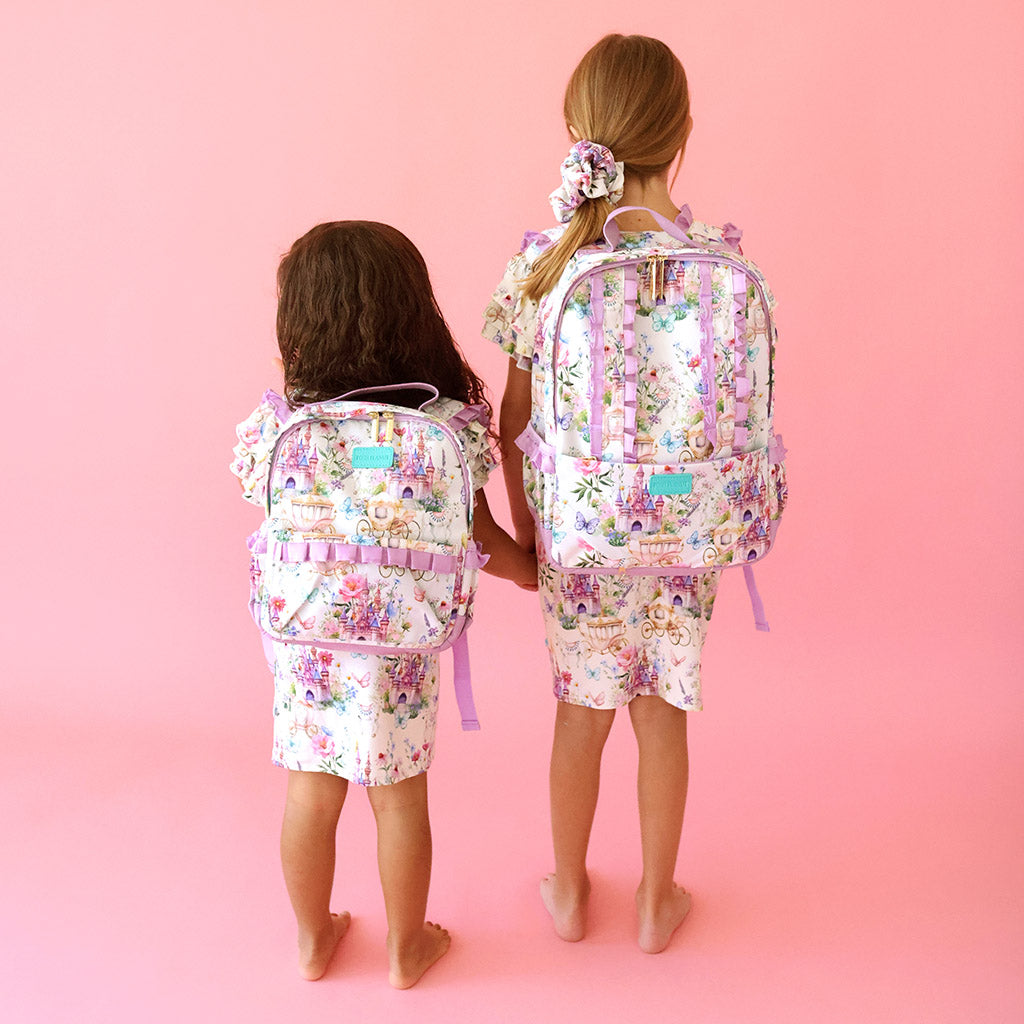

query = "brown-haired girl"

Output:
[[484, 35, 740, 953], [233, 221, 536, 987]]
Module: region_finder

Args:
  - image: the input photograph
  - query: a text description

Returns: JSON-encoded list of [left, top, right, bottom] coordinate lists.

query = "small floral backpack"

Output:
[[519, 206, 788, 628], [250, 384, 490, 728]]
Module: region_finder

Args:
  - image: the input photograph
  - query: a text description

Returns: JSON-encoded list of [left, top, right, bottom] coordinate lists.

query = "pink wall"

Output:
[[3, 0, 1019, 730], [2, 1, 1022, 1019]]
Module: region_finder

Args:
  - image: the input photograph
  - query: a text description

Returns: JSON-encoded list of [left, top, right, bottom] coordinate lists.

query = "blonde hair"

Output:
[[521, 34, 691, 302]]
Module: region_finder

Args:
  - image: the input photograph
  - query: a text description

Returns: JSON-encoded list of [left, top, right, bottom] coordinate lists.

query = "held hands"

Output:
[[513, 525, 539, 591], [473, 491, 538, 590], [514, 527, 537, 555], [513, 543, 539, 592]]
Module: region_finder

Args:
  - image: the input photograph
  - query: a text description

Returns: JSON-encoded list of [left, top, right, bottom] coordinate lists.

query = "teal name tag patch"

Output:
[[352, 446, 395, 469], [648, 472, 693, 496]]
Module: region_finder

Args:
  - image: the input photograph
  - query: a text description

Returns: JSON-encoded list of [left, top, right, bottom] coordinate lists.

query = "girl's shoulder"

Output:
[[426, 396, 491, 431], [517, 225, 566, 266], [492, 225, 568, 287], [230, 390, 290, 505], [236, 390, 290, 437], [425, 397, 495, 489]]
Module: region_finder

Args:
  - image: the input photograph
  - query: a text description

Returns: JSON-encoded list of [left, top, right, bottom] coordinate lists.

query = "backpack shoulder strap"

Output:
[[742, 564, 770, 632], [451, 632, 480, 730]]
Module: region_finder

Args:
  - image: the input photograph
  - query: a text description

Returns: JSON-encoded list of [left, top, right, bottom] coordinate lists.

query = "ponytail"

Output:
[[521, 196, 612, 302], [521, 34, 691, 303]]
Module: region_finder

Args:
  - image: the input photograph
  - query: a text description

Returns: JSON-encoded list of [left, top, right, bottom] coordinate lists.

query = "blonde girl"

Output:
[[484, 34, 732, 953]]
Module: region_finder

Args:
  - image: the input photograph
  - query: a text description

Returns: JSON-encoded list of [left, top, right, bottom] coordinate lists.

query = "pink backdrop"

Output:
[[3, 1, 1022, 1020]]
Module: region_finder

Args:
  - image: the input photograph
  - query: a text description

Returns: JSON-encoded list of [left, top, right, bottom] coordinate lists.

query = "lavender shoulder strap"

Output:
[[743, 564, 770, 632], [602, 205, 742, 254], [603, 206, 694, 247], [451, 632, 480, 730]]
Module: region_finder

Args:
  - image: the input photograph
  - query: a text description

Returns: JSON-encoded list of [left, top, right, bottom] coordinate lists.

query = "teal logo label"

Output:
[[352, 446, 395, 469], [648, 471, 693, 496]]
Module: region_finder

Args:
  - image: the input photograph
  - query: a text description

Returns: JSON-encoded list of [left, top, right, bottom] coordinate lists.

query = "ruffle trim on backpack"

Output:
[[271, 540, 489, 574]]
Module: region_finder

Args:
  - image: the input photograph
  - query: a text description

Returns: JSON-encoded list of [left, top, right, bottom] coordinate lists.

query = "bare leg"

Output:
[[280, 770, 352, 979], [629, 695, 693, 953], [366, 772, 450, 989], [542, 700, 616, 941]]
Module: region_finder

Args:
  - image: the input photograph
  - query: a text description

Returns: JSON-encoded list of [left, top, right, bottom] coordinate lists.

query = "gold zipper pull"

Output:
[[369, 410, 380, 443], [648, 255, 664, 305], [383, 411, 395, 444]]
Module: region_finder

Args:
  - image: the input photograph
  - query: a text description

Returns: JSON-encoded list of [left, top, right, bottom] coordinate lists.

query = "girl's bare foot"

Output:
[[636, 884, 692, 954], [540, 873, 590, 942], [298, 911, 352, 980], [387, 921, 451, 989]]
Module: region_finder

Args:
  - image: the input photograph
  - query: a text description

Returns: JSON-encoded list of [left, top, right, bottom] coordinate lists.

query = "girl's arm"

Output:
[[499, 361, 535, 550], [473, 489, 538, 591]]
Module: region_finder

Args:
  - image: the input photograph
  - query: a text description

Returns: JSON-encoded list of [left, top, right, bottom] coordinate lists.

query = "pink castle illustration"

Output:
[[561, 575, 601, 616], [663, 575, 698, 608], [742, 517, 770, 561], [615, 465, 665, 533], [728, 473, 764, 524], [389, 656, 428, 710], [662, 262, 682, 305], [387, 430, 436, 501], [336, 587, 392, 644], [296, 649, 334, 703], [624, 649, 660, 698], [278, 424, 319, 490]]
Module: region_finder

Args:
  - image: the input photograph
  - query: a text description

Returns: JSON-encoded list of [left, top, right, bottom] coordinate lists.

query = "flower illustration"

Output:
[[338, 574, 368, 600], [312, 733, 335, 757], [615, 645, 639, 671]]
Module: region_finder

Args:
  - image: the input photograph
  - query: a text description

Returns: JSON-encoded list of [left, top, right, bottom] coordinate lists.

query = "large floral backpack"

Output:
[[251, 384, 490, 728], [517, 206, 788, 629]]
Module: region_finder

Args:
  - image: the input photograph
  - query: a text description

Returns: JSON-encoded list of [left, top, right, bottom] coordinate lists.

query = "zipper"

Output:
[[553, 250, 772, 344], [550, 250, 774, 437], [644, 253, 666, 306], [266, 406, 475, 535], [368, 410, 395, 444]]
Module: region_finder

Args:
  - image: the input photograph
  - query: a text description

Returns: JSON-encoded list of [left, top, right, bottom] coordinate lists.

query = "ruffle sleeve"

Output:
[[458, 415, 497, 492], [229, 391, 286, 506], [481, 229, 562, 372], [431, 397, 497, 492]]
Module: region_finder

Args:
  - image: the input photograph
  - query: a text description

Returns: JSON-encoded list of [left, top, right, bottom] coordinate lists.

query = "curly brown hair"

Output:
[[277, 221, 491, 420]]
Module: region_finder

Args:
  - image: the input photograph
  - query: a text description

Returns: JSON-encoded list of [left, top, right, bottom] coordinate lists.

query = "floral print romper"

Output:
[[484, 228, 725, 712], [232, 394, 495, 784]]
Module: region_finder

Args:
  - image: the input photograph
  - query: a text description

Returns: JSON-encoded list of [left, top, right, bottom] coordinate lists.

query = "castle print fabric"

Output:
[[483, 226, 764, 710], [232, 395, 495, 784]]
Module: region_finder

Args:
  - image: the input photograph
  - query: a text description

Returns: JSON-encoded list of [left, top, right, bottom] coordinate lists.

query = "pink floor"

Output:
[[4, 571, 1021, 1022]]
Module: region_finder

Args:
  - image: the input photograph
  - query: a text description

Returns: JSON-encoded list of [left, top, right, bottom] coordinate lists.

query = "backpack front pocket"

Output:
[[532, 448, 778, 571], [260, 538, 464, 653]]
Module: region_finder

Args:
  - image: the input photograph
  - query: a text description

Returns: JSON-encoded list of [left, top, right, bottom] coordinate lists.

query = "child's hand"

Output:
[[515, 547, 539, 591], [515, 528, 537, 555], [473, 491, 538, 589]]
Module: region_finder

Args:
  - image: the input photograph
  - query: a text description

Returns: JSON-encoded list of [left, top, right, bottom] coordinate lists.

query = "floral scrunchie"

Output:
[[548, 140, 625, 223]]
